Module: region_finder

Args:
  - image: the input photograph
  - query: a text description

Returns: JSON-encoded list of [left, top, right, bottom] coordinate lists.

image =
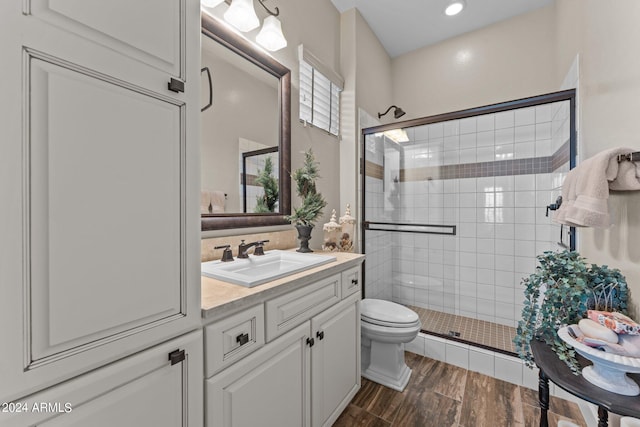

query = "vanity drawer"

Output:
[[204, 303, 265, 378], [341, 266, 361, 298], [265, 273, 341, 341]]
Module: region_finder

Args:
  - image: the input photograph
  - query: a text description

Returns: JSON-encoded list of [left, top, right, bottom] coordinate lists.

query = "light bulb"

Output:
[[256, 15, 287, 51], [445, 0, 465, 16], [224, 0, 260, 32]]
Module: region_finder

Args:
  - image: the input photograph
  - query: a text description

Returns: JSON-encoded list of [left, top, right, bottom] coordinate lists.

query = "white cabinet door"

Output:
[[0, 0, 201, 402], [311, 293, 361, 427], [206, 322, 312, 427], [0, 330, 203, 427]]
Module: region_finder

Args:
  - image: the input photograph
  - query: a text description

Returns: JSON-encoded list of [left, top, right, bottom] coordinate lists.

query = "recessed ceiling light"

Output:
[[445, 0, 466, 16]]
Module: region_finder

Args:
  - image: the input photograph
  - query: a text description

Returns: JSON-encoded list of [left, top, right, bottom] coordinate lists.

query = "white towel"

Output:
[[201, 190, 211, 214], [556, 147, 640, 228], [553, 167, 579, 226], [210, 190, 226, 213]]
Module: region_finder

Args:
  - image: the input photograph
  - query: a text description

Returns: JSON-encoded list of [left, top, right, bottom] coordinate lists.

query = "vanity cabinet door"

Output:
[[311, 293, 361, 427], [0, 0, 201, 402], [0, 330, 203, 427], [206, 322, 312, 427]]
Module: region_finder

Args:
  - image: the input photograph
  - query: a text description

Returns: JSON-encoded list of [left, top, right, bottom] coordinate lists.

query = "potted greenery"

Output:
[[254, 157, 278, 213], [286, 148, 327, 252], [514, 250, 629, 374]]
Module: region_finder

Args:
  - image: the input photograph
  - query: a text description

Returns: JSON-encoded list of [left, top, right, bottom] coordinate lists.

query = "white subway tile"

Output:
[[515, 107, 535, 126], [494, 354, 523, 385], [495, 110, 515, 129], [515, 125, 536, 143], [406, 335, 425, 356], [477, 130, 495, 147], [477, 114, 495, 132], [446, 342, 470, 369], [459, 117, 477, 134], [477, 146, 495, 162], [469, 348, 495, 377], [424, 334, 446, 362], [515, 174, 536, 191]]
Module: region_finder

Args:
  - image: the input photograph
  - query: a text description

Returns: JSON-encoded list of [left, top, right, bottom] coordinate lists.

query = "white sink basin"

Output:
[[201, 250, 336, 287]]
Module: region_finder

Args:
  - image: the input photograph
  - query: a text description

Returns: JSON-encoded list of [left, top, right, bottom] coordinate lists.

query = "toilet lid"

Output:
[[361, 299, 420, 326]]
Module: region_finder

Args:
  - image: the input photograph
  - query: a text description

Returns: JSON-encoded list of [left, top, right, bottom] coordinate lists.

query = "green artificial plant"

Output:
[[254, 156, 278, 213], [514, 250, 628, 374], [285, 148, 327, 226]]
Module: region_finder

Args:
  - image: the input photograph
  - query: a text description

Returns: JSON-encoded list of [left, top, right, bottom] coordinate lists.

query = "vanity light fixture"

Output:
[[201, 0, 225, 8], [224, 0, 260, 32], [256, 15, 287, 51], [445, 0, 466, 16], [377, 105, 406, 120], [222, 0, 288, 52]]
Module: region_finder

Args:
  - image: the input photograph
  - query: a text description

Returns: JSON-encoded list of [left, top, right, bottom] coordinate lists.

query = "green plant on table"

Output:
[[514, 250, 628, 374]]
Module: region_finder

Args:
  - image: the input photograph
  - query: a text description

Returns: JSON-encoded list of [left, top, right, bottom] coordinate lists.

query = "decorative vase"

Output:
[[295, 224, 314, 253]]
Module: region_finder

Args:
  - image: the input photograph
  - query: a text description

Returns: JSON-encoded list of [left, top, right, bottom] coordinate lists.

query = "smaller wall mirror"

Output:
[[201, 13, 291, 231]]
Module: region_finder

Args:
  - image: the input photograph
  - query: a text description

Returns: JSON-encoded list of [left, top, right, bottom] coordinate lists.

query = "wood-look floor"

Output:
[[334, 352, 586, 427]]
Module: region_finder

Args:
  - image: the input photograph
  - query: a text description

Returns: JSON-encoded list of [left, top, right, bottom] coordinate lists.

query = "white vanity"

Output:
[[201, 251, 363, 427]]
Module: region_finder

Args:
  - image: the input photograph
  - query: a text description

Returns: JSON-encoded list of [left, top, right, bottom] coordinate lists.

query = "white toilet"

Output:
[[360, 299, 421, 392]]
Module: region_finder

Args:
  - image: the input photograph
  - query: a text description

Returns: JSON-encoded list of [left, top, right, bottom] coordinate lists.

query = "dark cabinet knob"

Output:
[[316, 330, 324, 340], [236, 333, 249, 346], [306, 337, 315, 347], [351, 278, 358, 285]]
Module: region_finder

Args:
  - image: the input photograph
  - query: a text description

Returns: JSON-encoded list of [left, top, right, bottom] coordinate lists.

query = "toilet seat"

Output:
[[361, 299, 420, 328]]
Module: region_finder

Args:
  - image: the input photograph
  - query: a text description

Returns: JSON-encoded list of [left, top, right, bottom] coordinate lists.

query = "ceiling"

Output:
[[330, 0, 553, 58]]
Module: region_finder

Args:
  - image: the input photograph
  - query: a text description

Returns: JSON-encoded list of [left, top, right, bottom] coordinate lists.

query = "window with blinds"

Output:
[[299, 45, 343, 137]]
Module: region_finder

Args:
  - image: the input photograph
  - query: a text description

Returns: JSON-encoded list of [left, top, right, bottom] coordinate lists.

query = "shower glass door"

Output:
[[362, 90, 576, 353]]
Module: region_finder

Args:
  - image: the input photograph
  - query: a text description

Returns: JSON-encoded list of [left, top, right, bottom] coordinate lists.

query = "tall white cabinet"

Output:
[[0, 0, 202, 423]]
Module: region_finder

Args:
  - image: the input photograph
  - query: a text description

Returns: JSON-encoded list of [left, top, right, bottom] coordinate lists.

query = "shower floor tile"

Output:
[[407, 305, 517, 354]]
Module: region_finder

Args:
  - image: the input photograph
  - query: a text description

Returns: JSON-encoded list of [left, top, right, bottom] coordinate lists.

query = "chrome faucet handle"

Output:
[[253, 240, 270, 256], [214, 244, 234, 262]]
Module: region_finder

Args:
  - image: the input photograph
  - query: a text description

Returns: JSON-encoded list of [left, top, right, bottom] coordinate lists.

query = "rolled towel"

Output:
[[210, 190, 226, 213], [201, 190, 211, 214]]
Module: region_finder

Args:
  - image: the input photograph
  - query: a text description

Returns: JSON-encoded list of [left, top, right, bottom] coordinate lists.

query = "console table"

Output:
[[531, 339, 640, 427]]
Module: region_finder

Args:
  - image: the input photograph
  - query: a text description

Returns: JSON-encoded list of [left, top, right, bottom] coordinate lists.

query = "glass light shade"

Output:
[[445, 0, 465, 16], [224, 0, 260, 32], [201, 0, 224, 8], [256, 15, 288, 52]]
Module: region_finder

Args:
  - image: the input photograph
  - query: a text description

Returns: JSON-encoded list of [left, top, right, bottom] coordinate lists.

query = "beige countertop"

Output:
[[201, 251, 364, 322]]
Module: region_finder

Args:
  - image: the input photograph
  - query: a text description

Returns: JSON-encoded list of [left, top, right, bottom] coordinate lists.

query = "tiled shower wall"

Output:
[[364, 99, 572, 328]]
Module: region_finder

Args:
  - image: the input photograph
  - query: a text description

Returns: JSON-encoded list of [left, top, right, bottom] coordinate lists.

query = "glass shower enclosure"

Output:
[[361, 90, 576, 353]]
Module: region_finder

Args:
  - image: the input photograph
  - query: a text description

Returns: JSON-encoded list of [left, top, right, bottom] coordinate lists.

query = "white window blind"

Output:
[[299, 45, 343, 137]]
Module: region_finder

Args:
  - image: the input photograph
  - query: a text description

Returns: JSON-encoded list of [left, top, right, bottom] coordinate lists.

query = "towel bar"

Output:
[[617, 152, 640, 162]]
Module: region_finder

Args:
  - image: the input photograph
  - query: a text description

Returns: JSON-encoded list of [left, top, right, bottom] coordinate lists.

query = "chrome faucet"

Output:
[[237, 240, 269, 259]]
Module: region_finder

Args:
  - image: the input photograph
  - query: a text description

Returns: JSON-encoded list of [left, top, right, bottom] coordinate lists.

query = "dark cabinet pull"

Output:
[[236, 333, 249, 346], [168, 77, 184, 93], [168, 349, 185, 366], [201, 67, 213, 112], [316, 330, 324, 340], [306, 337, 315, 347], [351, 278, 358, 285]]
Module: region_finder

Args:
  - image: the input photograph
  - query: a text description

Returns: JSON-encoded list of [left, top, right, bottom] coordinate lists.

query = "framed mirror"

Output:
[[201, 13, 291, 231]]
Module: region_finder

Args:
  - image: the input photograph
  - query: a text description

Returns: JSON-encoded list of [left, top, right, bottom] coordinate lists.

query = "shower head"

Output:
[[378, 105, 406, 120]]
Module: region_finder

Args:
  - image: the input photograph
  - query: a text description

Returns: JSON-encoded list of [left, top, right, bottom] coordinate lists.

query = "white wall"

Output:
[[340, 9, 393, 249], [392, 5, 557, 120], [555, 0, 640, 319]]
